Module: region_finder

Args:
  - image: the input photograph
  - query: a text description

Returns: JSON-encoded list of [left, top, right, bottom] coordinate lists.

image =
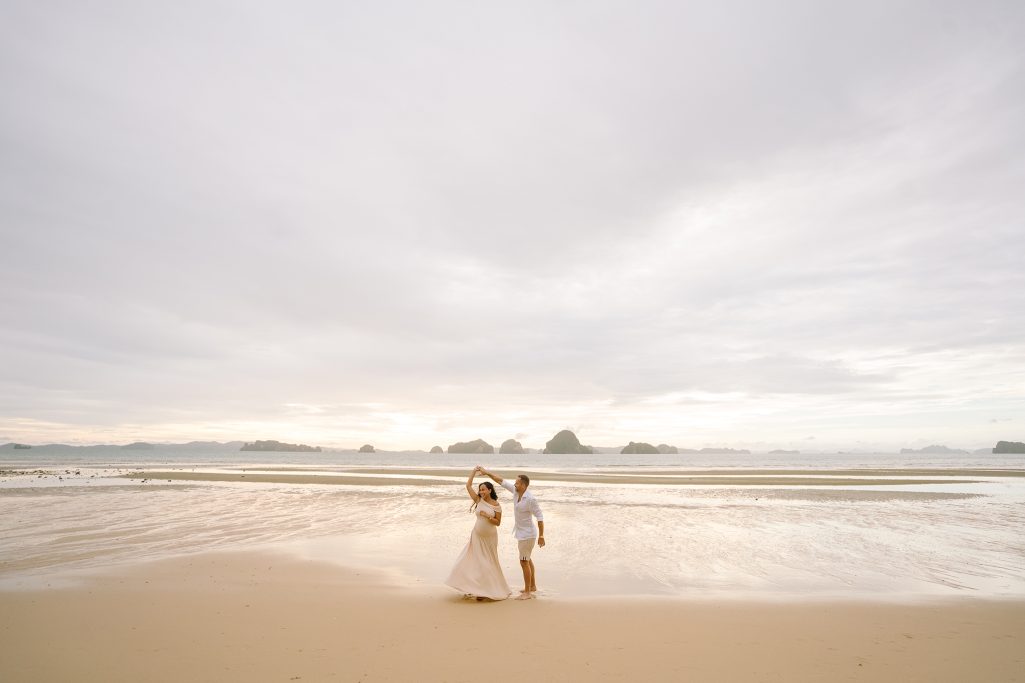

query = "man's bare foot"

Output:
[[515, 591, 533, 600]]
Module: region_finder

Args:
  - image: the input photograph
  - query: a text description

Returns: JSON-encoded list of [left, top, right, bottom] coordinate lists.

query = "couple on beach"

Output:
[[446, 466, 545, 601]]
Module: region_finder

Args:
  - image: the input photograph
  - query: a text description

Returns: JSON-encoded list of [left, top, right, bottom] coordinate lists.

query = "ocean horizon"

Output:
[[0, 442, 1017, 470]]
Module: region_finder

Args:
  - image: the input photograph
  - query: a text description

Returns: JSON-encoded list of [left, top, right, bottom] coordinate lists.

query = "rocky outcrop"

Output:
[[241, 440, 321, 452], [994, 440, 1025, 454], [448, 439, 494, 454], [657, 444, 678, 454], [500, 439, 525, 454], [621, 442, 659, 454], [122, 442, 155, 450], [544, 430, 593, 454], [430, 446, 444, 454], [359, 444, 375, 453]]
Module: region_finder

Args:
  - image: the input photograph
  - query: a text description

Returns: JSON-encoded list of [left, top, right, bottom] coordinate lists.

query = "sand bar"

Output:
[[258, 466, 1025, 478], [595, 467, 1025, 477], [1, 550, 1022, 682], [122, 469, 985, 487]]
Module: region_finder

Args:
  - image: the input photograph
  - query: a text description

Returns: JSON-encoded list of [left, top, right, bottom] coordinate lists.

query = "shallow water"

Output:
[[2, 453, 1024, 600]]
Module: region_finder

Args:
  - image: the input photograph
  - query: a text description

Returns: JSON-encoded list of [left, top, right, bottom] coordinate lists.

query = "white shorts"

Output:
[[518, 538, 536, 562]]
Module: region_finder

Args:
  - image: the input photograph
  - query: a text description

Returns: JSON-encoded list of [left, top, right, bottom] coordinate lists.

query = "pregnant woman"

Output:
[[445, 467, 511, 600]]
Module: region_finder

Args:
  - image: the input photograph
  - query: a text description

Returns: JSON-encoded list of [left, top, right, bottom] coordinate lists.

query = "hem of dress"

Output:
[[444, 584, 510, 601]]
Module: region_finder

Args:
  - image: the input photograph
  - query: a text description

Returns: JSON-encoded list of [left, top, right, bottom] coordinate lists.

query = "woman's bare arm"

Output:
[[466, 468, 480, 503]]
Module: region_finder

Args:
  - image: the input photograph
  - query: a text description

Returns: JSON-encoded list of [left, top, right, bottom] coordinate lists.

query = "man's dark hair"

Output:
[[517, 474, 530, 487]]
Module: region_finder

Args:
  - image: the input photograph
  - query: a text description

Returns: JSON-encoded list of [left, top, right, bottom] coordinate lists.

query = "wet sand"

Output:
[[1, 550, 1022, 682]]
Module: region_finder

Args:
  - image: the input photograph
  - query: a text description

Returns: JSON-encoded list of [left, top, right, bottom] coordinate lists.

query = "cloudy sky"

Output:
[[1, 1, 1023, 451]]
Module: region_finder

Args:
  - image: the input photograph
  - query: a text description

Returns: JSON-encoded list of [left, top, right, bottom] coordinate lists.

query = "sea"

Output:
[[2, 445, 1024, 601]]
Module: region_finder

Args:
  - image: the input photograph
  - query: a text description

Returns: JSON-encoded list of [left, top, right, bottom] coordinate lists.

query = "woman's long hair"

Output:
[[471, 481, 498, 512]]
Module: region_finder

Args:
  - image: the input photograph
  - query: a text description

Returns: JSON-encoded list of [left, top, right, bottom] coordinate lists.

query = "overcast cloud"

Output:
[[1, 1, 1023, 450]]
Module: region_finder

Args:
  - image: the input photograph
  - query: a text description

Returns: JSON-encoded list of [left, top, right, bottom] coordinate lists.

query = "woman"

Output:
[[445, 466, 511, 600]]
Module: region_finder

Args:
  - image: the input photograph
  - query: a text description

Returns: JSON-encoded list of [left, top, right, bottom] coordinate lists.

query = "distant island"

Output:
[[621, 441, 659, 454], [0, 441, 238, 451], [500, 439, 525, 454], [448, 439, 494, 454], [240, 440, 321, 453], [544, 430, 593, 454], [900, 445, 968, 455], [3, 437, 1006, 456]]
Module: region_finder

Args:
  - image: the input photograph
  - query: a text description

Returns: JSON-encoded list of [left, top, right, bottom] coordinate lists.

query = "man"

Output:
[[477, 466, 545, 599]]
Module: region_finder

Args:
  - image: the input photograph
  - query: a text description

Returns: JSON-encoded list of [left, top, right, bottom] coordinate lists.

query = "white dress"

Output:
[[445, 499, 511, 600]]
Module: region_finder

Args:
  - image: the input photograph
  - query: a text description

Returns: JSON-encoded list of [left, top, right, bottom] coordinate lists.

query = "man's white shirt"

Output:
[[500, 480, 544, 540]]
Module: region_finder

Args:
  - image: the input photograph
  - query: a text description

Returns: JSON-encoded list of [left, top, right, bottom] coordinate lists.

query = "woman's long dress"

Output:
[[445, 500, 511, 600]]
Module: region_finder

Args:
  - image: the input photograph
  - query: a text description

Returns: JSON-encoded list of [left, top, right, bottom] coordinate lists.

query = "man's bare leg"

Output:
[[516, 560, 533, 599], [528, 559, 537, 593]]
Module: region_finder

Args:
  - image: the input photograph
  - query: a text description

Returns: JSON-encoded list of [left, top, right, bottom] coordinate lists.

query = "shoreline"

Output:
[[2, 550, 1023, 682], [120, 468, 992, 487]]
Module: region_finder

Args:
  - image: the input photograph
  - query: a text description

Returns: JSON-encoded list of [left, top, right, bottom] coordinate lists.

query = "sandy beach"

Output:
[[4, 458, 1025, 681], [2, 550, 1023, 682]]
